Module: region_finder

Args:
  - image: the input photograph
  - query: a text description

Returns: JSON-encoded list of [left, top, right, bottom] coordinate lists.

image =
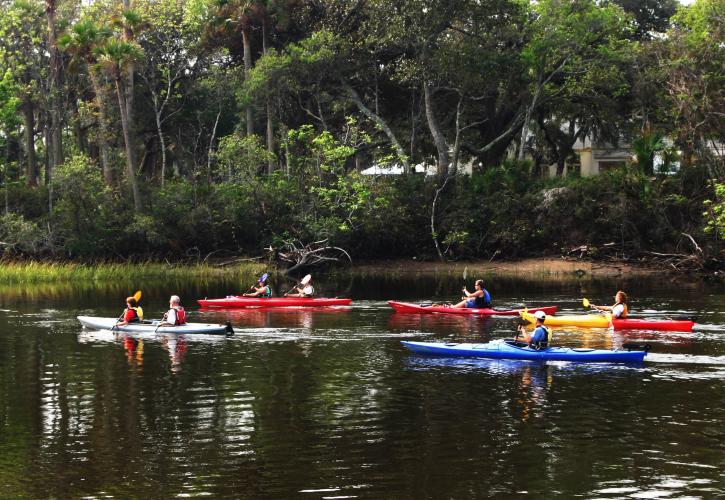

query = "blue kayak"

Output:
[[401, 340, 647, 363]]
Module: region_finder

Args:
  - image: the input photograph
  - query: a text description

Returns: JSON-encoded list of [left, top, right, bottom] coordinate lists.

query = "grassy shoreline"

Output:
[[0, 261, 269, 284], [0, 257, 667, 285]]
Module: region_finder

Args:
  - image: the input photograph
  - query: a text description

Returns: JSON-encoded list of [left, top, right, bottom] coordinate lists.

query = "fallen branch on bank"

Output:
[[275, 239, 352, 274]]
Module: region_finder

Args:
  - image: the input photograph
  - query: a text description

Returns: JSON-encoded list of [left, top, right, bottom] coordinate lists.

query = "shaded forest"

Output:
[[0, 0, 722, 271]]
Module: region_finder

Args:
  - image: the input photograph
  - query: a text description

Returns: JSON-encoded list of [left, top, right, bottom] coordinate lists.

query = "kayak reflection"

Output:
[[198, 307, 351, 331], [388, 312, 495, 337]]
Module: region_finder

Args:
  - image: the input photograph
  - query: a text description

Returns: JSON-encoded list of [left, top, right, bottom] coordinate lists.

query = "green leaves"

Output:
[[703, 182, 725, 240]]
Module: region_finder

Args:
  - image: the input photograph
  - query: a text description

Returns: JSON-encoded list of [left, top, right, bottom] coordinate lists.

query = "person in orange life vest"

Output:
[[116, 296, 144, 326], [159, 295, 187, 326], [591, 290, 629, 318]]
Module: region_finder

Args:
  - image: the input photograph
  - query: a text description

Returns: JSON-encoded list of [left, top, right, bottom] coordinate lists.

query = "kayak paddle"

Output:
[[133, 290, 142, 302], [582, 298, 590, 308]]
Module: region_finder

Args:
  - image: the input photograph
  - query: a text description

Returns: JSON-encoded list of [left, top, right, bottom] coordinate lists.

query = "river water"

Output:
[[0, 272, 723, 498]]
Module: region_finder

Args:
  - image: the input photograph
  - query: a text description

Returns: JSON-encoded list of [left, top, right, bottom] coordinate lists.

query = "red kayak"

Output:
[[198, 297, 352, 309], [611, 318, 694, 331], [388, 301, 557, 316]]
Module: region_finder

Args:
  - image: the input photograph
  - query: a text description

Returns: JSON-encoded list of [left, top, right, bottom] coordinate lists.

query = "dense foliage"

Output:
[[0, 0, 722, 265]]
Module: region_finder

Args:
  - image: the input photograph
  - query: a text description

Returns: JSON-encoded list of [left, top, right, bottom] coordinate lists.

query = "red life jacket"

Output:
[[174, 306, 186, 325]]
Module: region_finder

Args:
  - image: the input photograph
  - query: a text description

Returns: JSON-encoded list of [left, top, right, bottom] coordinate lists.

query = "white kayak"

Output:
[[77, 316, 233, 335]]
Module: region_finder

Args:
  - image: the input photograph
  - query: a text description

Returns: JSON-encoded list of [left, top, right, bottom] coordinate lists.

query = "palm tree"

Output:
[[59, 20, 114, 185], [96, 39, 144, 212], [214, 0, 261, 136], [44, 0, 63, 176]]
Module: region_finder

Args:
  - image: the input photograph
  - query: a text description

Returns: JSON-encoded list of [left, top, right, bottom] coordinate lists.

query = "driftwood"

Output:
[[276, 239, 352, 274], [563, 234, 710, 273]]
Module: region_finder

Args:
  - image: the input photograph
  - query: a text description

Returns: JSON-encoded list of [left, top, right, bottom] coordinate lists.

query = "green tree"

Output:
[[661, 0, 724, 175], [520, 0, 634, 169], [59, 20, 115, 185], [96, 38, 144, 212], [0, 0, 47, 186]]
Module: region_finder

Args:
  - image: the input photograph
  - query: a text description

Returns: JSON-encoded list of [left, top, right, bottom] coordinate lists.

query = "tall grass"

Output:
[[0, 261, 270, 284]]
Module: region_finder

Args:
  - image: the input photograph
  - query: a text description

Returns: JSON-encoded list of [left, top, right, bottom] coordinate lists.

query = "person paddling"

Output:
[[516, 310, 551, 349], [591, 291, 629, 318], [158, 295, 187, 326], [451, 279, 491, 308], [116, 296, 144, 326], [244, 275, 272, 298], [286, 276, 314, 297]]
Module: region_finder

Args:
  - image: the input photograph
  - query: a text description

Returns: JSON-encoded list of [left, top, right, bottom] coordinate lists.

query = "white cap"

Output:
[[534, 310, 546, 320]]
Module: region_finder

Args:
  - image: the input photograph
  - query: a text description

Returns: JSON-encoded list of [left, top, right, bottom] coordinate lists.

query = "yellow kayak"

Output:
[[520, 310, 612, 328]]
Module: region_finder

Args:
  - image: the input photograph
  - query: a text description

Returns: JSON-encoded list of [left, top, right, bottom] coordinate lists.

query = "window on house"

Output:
[[598, 161, 626, 172]]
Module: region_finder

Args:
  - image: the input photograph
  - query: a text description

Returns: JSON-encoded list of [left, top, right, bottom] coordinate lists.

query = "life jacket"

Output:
[[612, 302, 628, 318], [303, 285, 314, 296], [262, 285, 272, 298], [474, 289, 491, 307], [174, 306, 186, 325], [127, 306, 143, 323], [532, 326, 551, 350]]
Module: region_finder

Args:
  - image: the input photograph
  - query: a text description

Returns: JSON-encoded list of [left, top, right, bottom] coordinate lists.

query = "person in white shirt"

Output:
[[158, 295, 187, 326], [591, 291, 629, 318], [286, 277, 315, 297]]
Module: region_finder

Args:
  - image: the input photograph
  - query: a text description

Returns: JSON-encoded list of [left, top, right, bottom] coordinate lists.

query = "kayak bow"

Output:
[[388, 301, 557, 316]]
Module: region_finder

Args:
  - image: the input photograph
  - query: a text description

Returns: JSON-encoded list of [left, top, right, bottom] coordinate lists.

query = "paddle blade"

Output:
[[260, 273, 269, 283], [301, 274, 312, 285], [582, 298, 590, 308], [133, 290, 142, 302], [462, 266, 468, 281]]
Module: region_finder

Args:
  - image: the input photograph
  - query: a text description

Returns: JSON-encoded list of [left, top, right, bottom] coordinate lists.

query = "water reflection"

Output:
[[123, 335, 144, 368], [197, 307, 351, 331], [0, 272, 723, 498]]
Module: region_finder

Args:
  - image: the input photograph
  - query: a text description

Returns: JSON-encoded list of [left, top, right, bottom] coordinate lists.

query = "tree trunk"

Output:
[[45, 0, 63, 175], [122, 0, 135, 143], [343, 82, 409, 172], [262, 18, 274, 173], [21, 97, 38, 186], [156, 109, 166, 187], [431, 176, 450, 262], [88, 70, 114, 186], [518, 81, 541, 161], [424, 83, 449, 178], [43, 119, 51, 184], [114, 76, 142, 212], [207, 107, 221, 179], [242, 24, 253, 136]]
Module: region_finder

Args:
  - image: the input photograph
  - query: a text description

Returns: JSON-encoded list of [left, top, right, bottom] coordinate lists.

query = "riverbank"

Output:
[[0, 256, 703, 285], [349, 257, 663, 278]]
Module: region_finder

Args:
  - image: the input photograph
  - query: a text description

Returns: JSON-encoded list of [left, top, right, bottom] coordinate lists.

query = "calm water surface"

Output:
[[0, 272, 723, 498]]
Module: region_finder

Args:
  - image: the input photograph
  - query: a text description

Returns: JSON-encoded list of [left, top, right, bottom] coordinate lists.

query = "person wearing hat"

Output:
[[286, 276, 314, 297], [516, 310, 551, 349], [243, 275, 273, 298]]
